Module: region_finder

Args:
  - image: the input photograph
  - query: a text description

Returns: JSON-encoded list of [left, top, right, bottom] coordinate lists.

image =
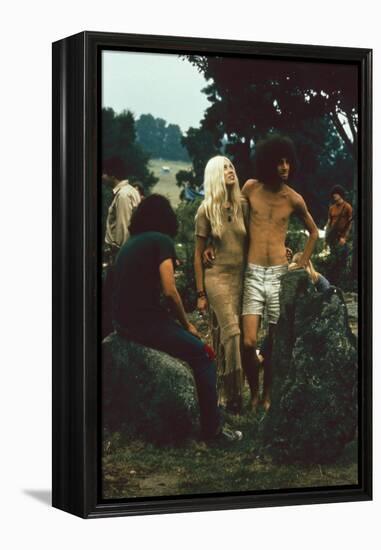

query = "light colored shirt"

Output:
[[105, 180, 141, 249]]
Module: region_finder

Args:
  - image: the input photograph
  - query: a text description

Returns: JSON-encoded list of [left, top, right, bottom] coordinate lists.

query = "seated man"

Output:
[[113, 193, 242, 443]]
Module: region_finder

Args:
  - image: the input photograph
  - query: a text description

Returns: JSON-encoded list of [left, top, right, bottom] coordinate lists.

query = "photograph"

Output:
[[100, 47, 362, 501]]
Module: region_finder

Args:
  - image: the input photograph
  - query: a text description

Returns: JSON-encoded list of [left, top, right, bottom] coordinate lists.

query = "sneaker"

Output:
[[208, 424, 243, 444], [220, 425, 243, 441]]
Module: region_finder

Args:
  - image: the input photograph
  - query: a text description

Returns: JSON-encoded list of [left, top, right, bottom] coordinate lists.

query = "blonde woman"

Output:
[[194, 156, 248, 414]]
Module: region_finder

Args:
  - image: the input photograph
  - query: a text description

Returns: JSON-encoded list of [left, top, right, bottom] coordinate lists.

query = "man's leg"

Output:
[[129, 320, 221, 439], [242, 314, 262, 411], [262, 264, 288, 410], [262, 322, 277, 412]]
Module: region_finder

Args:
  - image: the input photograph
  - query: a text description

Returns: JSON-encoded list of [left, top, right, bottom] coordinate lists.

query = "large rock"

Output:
[[102, 332, 199, 444], [261, 270, 358, 464]]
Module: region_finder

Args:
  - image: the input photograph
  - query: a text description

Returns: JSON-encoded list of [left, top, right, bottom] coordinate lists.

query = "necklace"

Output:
[[224, 202, 232, 222]]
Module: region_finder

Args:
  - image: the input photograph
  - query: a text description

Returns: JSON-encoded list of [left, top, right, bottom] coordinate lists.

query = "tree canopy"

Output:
[[102, 108, 158, 191], [135, 114, 190, 161], [179, 55, 358, 225]]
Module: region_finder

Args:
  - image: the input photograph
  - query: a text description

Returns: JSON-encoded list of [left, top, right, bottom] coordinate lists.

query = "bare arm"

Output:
[[342, 220, 352, 241], [194, 236, 208, 313], [241, 178, 258, 198], [341, 204, 353, 242], [326, 211, 332, 229], [159, 258, 199, 337], [293, 196, 319, 268]]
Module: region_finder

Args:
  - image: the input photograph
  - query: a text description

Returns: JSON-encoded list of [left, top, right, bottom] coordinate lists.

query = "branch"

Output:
[[347, 113, 358, 152], [330, 111, 354, 157]]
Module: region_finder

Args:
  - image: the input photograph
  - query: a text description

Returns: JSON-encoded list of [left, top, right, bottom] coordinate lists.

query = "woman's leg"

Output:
[[221, 334, 244, 414]]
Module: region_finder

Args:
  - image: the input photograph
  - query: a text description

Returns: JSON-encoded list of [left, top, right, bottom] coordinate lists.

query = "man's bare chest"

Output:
[[248, 192, 293, 225]]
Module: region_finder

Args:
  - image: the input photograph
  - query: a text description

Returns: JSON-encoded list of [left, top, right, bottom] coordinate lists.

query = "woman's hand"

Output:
[[202, 246, 215, 267], [197, 296, 208, 315]]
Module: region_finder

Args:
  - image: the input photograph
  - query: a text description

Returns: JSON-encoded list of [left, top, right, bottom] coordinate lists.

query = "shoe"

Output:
[[214, 424, 243, 443]]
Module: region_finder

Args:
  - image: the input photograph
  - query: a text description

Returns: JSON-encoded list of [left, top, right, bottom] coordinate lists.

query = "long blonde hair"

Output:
[[202, 156, 245, 238], [290, 252, 319, 284]]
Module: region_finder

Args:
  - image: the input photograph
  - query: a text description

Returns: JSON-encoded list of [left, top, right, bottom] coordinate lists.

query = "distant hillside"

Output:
[[149, 159, 192, 207]]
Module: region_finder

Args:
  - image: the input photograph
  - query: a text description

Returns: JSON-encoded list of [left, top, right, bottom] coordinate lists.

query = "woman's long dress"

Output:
[[195, 201, 248, 410]]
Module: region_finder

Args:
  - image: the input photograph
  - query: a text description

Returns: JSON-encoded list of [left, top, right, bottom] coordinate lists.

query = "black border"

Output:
[[52, 31, 372, 518]]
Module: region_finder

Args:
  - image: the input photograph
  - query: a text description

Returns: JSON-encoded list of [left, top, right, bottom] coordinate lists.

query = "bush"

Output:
[[175, 199, 202, 312]]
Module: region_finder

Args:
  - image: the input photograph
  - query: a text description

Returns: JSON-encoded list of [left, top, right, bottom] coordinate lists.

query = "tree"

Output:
[[135, 114, 190, 161], [181, 56, 357, 224], [102, 108, 158, 192], [176, 126, 221, 193]]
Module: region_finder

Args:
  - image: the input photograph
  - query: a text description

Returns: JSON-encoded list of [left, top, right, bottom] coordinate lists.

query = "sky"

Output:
[[102, 51, 210, 133]]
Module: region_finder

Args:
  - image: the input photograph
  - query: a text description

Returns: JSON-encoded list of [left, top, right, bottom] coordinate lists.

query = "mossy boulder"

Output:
[[102, 332, 199, 444], [261, 270, 358, 464]]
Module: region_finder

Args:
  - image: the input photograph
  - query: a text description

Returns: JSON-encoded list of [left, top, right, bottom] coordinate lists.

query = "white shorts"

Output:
[[241, 263, 288, 324]]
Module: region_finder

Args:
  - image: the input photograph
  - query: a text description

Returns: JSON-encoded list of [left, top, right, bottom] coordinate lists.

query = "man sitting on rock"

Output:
[[112, 193, 243, 443]]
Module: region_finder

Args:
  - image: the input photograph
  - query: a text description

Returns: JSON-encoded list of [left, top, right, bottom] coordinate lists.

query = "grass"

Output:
[[149, 158, 192, 207], [102, 404, 358, 500]]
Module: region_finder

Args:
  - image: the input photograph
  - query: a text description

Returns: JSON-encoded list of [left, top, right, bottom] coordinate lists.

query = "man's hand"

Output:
[[286, 247, 293, 263], [187, 323, 201, 339], [339, 237, 346, 246], [197, 296, 208, 315], [202, 245, 215, 267]]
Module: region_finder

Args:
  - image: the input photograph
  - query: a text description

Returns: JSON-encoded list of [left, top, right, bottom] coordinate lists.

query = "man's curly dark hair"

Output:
[[254, 135, 299, 183], [330, 185, 346, 199], [102, 156, 126, 181], [129, 194, 178, 238]]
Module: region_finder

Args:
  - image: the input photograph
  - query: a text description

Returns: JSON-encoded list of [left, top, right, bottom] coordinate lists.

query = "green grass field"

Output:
[[149, 158, 192, 207], [102, 415, 358, 500]]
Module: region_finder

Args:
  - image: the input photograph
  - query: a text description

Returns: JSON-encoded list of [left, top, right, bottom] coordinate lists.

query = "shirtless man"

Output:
[[241, 135, 319, 412]]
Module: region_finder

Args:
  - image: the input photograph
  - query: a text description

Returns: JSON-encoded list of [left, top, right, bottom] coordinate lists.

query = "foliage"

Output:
[[179, 56, 357, 228], [135, 113, 190, 161], [176, 127, 221, 192], [175, 199, 203, 311], [102, 108, 158, 192], [314, 239, 356, 292]]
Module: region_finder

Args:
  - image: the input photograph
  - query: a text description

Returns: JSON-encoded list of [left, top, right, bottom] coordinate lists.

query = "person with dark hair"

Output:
[[103, 156, 141, 265], [241, 134, 319, 412], [325, 185, 353, 286], [113, 194, 243, 443], [102, 157, 141, 338], [325, 185, 353, 248]]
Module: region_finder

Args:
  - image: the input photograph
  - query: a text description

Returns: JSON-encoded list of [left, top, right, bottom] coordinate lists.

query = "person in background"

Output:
[[113, 194, 243, 443], [288, 252, 330, 292], [104, 156, 141, 265], [325, 185, 353, 286], [102, 157, 141, 339], [325, 185, 353, 248]]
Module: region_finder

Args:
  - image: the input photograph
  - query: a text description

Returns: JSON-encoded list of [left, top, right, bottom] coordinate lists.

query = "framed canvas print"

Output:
[[52, 31, 372, 518]]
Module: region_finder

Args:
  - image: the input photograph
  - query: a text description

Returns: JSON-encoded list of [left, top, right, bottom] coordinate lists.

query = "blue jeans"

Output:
[[118, 318, 221, 439]]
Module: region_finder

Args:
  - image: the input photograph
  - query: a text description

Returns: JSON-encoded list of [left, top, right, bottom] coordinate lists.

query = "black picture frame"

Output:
[[52, 31, 372, 519]]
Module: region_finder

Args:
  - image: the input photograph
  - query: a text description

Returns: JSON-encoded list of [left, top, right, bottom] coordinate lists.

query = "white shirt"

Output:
[[105, 180, 141, 249]]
